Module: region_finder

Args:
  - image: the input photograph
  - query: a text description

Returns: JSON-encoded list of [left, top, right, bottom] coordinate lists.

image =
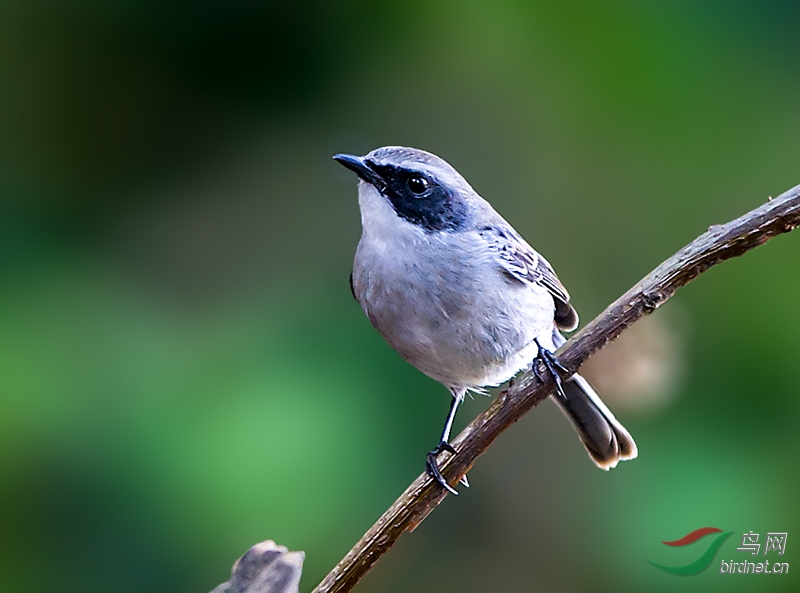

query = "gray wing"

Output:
[[480, 225, 579, 331]]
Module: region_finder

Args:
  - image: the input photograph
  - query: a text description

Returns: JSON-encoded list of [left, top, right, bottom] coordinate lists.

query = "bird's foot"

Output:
[[425, 441, 459, 495], [533, 338, 569, 400]]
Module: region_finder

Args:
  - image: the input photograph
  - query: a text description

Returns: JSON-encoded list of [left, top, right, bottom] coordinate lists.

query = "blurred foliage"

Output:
[[1, 1, 799, 592]]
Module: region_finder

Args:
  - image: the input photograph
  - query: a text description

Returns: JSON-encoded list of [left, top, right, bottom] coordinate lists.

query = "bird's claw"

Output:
[[426, 441, 459, 495], [534, 338, 569, 400]]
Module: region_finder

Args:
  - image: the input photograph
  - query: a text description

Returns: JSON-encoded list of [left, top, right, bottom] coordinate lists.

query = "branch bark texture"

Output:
[[312, 183, 800, 593]]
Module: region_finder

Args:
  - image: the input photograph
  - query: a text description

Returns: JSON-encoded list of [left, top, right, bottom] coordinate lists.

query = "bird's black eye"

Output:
[[407, 175, 429, 196]]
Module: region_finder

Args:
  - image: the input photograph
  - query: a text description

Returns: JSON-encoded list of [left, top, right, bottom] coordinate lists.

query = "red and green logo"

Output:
[[648, 527, 734, 575]]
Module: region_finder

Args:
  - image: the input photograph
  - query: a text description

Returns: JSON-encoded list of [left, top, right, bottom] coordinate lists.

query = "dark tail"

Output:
[[551, 373, 637, 469]]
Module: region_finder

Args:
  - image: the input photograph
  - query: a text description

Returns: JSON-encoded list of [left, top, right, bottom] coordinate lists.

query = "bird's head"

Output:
[[334, 146, 482, 233]]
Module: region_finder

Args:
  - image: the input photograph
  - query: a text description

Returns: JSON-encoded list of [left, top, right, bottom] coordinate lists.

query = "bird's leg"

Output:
[[425, 391, 463, 495], [533, 337, 569, 400]]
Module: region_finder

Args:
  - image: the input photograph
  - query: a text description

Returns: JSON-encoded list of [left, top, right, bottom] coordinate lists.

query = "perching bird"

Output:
[[334, 146, 637, 494]]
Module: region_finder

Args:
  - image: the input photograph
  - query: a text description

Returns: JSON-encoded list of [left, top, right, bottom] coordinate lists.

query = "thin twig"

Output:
[[312, 183, 800, 593]]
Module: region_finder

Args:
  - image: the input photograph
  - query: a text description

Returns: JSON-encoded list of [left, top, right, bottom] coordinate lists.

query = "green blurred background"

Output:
[[1, 1, 799, 592]]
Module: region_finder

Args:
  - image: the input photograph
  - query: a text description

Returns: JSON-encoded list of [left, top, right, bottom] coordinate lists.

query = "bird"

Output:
[[334, 146, 637, 494]]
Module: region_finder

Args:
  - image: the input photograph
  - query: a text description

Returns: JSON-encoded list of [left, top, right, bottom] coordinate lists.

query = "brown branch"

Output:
[[311, 183, 800, 593]]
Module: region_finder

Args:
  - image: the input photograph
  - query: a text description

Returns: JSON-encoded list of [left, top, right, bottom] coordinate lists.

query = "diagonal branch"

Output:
[[312, 183, 800, 593]]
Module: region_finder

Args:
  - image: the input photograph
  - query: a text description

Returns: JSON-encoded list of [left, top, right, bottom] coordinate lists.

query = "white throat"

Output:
[[357, 180, 426, 245]]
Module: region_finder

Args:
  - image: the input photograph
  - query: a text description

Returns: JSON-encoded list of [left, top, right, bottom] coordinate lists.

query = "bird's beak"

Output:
[[333, 153, 386, 189]]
